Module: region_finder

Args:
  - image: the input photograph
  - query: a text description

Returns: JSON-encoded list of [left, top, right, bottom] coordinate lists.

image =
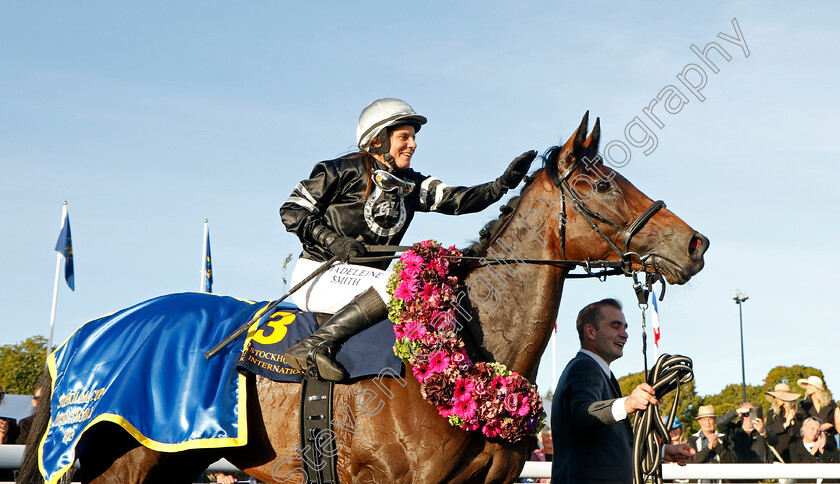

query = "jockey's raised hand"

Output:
[[495, 150, 538, 191]]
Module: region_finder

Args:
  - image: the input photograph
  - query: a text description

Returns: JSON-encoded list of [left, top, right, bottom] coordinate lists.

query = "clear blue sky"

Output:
[[1, 2, 838, 400]]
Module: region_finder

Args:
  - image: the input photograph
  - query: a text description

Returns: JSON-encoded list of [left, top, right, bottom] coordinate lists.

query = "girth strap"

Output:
[[300, 376, 337, 484]]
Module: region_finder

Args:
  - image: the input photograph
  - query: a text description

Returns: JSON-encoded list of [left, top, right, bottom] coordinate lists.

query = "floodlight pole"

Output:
[[734, 291, 749, 403]]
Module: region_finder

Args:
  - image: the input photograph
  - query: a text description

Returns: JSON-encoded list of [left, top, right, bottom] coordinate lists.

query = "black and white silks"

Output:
[[281, 154, 509, 270]]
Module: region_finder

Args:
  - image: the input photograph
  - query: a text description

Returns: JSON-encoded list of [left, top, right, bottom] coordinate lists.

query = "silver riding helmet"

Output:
[[356, 98, 427, 155]]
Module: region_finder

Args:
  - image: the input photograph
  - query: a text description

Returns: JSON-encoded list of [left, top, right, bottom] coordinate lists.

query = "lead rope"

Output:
[[631, 273, 695, 484], [633, 273, 650, 380]]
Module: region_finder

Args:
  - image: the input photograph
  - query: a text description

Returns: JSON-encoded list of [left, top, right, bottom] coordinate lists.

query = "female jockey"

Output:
[[280, 97, 536, 381]]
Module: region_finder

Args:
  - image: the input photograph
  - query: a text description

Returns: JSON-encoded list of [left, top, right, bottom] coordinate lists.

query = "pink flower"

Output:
[[394, 279, 417, 301], [452, 397, 477, 420], [482, 420, 502, 438], [473, 379, 487, 395], [427, 351, 451, 373], [437, 403, 454, 417], [516, 401, 531, 417], [430, 257, 449, 277], [461, 419, 480, 431], [412, 365, 434, 383], [399, 251, 424, 267], [403, 321, 427, 341], [400, 263, 422, 281], [421, 331, 440, 348], [453, 378, 475, 401], [439, 283, 453, 301], [490, 376, 508, 392], [431, 310, 456, 332], [418, 283, 439, 301], [503, 393, 520, 414]]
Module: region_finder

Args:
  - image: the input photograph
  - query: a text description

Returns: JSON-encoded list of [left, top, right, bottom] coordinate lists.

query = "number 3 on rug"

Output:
[[252, 312, 296, 345]]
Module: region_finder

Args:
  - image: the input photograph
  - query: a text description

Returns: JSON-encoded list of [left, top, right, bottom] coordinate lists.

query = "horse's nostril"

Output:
[[688, 234, 706, 257]]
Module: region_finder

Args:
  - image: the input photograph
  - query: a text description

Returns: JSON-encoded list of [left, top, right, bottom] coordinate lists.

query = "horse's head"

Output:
[[543, 112, 708, 284]]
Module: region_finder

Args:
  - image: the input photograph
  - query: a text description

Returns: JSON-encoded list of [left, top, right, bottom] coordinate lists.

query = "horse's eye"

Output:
[[596, 181, 612, 192]]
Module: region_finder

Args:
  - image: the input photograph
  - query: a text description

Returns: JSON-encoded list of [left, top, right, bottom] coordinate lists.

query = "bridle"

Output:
[[549, 149, 666, 266]]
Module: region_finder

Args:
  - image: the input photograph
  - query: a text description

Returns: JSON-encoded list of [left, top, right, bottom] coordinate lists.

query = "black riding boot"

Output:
[[284, 287, 388, 381]]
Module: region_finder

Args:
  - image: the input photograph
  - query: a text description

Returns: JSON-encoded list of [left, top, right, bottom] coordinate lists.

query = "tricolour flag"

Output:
[[55, 208, 74, 291], [203, 223, 212, 293], [651, 288, 660, 351]]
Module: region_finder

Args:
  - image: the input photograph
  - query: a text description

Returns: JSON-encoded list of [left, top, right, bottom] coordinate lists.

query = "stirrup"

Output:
[[305, 342, 346, 382]]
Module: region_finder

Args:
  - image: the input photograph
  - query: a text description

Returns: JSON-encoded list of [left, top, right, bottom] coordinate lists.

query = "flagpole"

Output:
[[47, 202, 68, 360], [651, 289, 660, 360], [551, 331, 557, 388], [201, 219, 209, 291]]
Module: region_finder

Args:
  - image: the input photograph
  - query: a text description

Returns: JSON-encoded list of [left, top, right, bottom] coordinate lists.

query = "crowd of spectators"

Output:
[[651, 375, 839, 483], [673, 376, 840, 466]]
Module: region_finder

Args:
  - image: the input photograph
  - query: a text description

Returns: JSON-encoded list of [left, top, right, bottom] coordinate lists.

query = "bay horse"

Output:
[[19, 113, 708, 484]]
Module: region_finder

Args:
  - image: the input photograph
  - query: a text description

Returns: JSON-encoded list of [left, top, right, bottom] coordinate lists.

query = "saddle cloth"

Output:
[[236, 307, 402, 383], [40, 292, 401, 484]]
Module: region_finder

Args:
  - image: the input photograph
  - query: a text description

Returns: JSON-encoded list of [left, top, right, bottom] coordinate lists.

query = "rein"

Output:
[[354, 244, 631, 280]]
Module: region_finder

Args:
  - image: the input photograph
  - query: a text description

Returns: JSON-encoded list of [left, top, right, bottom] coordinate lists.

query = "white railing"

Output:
[[522, 461, 840, 480], [5, 446, 840, 481]]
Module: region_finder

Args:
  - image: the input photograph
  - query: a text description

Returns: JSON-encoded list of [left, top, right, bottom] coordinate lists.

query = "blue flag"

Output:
[[55, 210, 74, 291], [204, 229, 212, 293]]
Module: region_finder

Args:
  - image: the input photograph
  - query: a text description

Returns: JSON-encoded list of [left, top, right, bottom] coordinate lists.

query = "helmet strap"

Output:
[[368, 131, 395, 167]]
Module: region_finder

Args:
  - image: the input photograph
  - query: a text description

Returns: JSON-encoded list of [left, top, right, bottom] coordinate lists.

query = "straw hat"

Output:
[[797, 375, 825, 391], [765, 383, 801, 403], [696, 405, 717, 419]]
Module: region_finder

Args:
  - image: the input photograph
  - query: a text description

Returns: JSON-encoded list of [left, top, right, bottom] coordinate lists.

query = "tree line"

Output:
[[0, 336, 48, 394]]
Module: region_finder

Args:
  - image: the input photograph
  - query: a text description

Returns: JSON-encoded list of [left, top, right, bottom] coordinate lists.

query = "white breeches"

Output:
[[289, 257, 390, 313]]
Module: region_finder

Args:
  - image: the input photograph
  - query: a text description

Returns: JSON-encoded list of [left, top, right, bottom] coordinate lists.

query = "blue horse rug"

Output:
[[39, 292, 400, 484]]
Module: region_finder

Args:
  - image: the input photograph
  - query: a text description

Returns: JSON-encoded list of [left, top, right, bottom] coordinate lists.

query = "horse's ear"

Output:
[[573, 111, 589, 152], [584, 117, 600, 150]]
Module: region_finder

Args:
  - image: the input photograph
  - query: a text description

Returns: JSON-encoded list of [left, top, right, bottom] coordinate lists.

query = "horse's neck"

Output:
[[463, 179, 566, 381]]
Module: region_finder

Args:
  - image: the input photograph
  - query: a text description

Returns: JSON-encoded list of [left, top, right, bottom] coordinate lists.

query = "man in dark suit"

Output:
[[551, 298, 694, 483]]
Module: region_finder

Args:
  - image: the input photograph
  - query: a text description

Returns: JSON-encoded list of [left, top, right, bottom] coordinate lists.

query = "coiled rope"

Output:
[[632, 353, 694, 484]]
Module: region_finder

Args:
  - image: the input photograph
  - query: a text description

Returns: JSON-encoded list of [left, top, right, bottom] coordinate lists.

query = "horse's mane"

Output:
[[462, 146, 562, 258]]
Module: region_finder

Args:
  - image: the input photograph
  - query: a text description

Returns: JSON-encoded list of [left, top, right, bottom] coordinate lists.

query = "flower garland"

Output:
[[387, 240, 545, 442]]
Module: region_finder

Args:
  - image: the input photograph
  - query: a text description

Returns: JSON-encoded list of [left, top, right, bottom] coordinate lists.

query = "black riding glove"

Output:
[[495, 150, 537, 191], [328, 236, 367, 262]]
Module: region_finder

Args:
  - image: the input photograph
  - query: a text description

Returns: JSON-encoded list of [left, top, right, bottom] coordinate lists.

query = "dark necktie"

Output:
[[609, 372, 621, 398]]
